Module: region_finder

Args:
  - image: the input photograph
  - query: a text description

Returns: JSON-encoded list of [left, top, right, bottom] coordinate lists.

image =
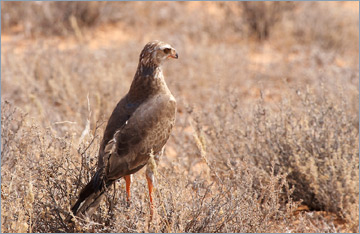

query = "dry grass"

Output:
[[1, 1, 359, 233]]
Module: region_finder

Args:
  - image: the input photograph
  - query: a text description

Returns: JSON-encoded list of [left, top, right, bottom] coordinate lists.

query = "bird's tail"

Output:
[[69, 168, 114, 220]]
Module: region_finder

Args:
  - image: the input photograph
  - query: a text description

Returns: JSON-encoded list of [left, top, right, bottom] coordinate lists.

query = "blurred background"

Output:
[[1, 1, 359, 233], [1, 1, 358, 130]]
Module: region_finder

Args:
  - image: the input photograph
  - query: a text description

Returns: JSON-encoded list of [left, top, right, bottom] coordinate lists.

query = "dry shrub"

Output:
[[1, 100, 299, 233], [240, 2, 294, 40], [1, 101, 71, 232], [2, 42, 358, 233], [198, 84, 359, 232], [269, 90, 359, 231], [290, 2, 359, 53], [1, 2, 106, 36], [1, 44, 136, 135], [2, 1, 358, 57], [2, 40, 358, 234], [1, 2, 233, 42], [1, 101, 102, 232]]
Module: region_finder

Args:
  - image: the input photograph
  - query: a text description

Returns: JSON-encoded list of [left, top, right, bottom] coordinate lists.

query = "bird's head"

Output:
[[139, 41, 178, 67]]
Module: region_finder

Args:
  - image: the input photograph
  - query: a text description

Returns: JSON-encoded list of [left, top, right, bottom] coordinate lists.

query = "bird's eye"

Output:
[[163, 48, 171, 54]]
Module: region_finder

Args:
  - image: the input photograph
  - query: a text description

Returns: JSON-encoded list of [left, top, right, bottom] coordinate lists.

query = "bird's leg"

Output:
[[124, 175, 132, 206], [145, 148, 163, 217], [146, 173, 154, 217], [109, 182, 116, 212]]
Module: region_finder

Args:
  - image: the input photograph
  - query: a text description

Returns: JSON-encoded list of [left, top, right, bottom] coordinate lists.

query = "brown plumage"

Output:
[[70, 41, 178, 219]]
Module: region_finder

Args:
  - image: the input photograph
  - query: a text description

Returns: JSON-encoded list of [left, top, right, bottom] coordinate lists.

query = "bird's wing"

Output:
[[98, 94, 140, 168], [104, 93, 176, 180]]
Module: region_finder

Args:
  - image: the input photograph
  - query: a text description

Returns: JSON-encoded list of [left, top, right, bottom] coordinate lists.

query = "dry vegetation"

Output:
[[1, 1, 359, 233]]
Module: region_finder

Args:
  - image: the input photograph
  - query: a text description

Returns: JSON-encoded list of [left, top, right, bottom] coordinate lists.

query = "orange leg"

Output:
[[146, 174, 154, 216], [124, 175, 131, 203]]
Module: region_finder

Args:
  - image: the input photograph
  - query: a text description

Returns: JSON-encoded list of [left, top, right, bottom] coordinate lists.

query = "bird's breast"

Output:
[[122, 93, 176, 170]]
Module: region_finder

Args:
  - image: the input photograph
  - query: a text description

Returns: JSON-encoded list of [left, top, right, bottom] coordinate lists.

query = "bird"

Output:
[[70, 40, 178, 219]]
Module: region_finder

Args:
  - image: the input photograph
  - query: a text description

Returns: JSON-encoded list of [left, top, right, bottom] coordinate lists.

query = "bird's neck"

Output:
[[128, 63, 167, 102]]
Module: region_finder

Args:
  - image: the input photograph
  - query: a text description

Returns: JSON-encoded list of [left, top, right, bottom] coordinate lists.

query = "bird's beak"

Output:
[[169, 50, 178, 59]]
